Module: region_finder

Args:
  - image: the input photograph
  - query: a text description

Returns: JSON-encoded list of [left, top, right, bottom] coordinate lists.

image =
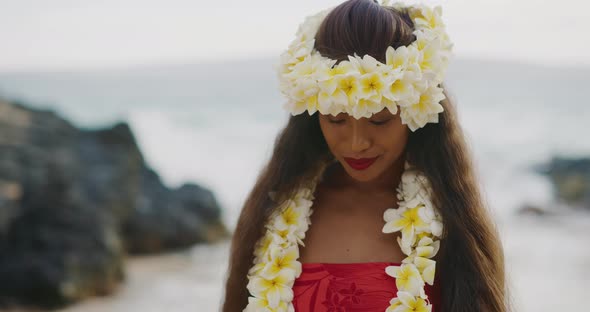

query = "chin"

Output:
[[350, 175, 376, 182], [343, 166, 379, 182]]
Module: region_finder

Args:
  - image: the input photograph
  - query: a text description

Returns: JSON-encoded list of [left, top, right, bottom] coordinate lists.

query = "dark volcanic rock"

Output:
[[534, 156, 590, 210], [0, 98, 229, 308], [123, 167, 228, 254]]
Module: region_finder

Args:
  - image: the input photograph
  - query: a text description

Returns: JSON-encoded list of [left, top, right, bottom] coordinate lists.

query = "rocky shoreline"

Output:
[[518, 156, 590, 215], [0, 97, 230, 309]]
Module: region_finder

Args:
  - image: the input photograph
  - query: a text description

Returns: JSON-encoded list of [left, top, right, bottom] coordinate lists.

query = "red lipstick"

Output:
[[343, 156, 379, 170]]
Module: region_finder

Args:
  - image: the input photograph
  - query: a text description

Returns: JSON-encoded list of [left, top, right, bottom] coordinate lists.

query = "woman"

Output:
[[222, 0, 508, 311]]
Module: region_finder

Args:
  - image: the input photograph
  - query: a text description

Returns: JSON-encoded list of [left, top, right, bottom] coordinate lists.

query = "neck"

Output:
[[326, 154, 406, 194]]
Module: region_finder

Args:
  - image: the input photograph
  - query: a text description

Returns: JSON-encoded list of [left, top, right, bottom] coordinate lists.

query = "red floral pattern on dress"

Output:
[[338, 282, 364, 305], [292, 262, 441, 312]]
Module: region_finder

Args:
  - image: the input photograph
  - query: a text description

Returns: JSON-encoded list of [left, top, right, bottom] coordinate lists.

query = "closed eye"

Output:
[[370, 119, 391, 125], [328, 119, 345, 124]]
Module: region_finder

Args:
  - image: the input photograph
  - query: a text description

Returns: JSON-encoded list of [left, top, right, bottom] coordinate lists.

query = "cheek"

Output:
[[378, 124, 408, 155]]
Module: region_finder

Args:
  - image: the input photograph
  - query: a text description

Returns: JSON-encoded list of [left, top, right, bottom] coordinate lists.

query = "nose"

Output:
[[350, 120, 371, 153]]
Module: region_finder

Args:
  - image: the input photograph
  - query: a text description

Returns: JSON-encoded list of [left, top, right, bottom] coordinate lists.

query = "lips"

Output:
[[343, 156, 379, 170]]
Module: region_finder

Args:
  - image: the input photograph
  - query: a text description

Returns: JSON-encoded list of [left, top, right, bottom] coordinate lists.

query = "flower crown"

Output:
[[274, 1, 454, 132]]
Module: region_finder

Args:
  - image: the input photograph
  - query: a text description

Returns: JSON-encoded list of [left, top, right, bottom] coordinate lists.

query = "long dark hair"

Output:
[[221, 1, 509, 311]]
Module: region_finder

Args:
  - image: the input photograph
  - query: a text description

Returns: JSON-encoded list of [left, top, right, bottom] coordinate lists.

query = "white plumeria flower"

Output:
[[396, 236, 413, 256], [294, 8, 330, 41], [284, 39, 314, 65], [400, 83, 445, 131], [265, 223, 298, 246], [261, 245, 301, 279], [350, 92, 384, 119], [415, 235, 441, 258], [396, 230, 440, 258], [318, 88, 348, 115], [414, 256, 436, 286], [248, 261, 266, 278], [359, 71, 387, 101], [386, 297, 402, 312], [383, 206, 407, 225], [388, 291, 432, 312], [285, 202, 315, 245], [385, 263, 425, 297], [293, 189, 315, 208], [400, 170, 424, 199], [348, 53, 380, 75], [412, 4, 446, 32], [247, 269, 296, 309], [382, 204, 429, 247], [284, 78, 319, 115], [271, 202, 299, 230], [312, 57, 338, 82], [317, 62, 354, 115], [402, 254, 436, 286], [281, 53, 318, 74], [243, 296, 270, 312], [336, 73, 362, 108], [244, 297, 295, 312], [399, 234, 440, 286], [430, 220, 443, 237], [381, 101, 401, 119], [402, 171, 433, 201], [278, 36, 316, 74], [402, 47, 425, 84], [385, 45, 410, 73], [388, 1, 407, 10], [418, 203, 443, 237], [404, 192, 431, 210], [332, 59, 357, 75], [272, 198, 312, 233], [284, 54, 328, 82], [381, 71, 420, 112], [253, 230, 276, 261], [414, 33, 443, 82]]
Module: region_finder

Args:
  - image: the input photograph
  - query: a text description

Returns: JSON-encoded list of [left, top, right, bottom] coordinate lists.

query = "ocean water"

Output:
[[0, 57, 589, 311]]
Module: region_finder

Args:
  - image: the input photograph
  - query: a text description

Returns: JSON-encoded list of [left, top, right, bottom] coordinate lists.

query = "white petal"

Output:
[[266, 287, 281, 309], [431, 240, 441, 256], [385, 265, 401, 278], [383, 221, 405, 234], [431, 220, 443, 237], [422, 263, 436, 285], [396, 291, 415, 307], [383, 208, 401, 222]]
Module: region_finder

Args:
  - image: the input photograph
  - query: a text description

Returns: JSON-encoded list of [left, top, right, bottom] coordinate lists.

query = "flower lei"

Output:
[[244, 160, 444, 312], [275, 1, 453, 132]]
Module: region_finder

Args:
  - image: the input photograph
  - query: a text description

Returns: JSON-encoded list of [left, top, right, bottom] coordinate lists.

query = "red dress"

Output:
[[292, 261, 442, 312]]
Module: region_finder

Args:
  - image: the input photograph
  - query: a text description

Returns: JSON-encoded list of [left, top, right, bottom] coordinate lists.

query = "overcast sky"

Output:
[[0, 0, 588, 72]]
